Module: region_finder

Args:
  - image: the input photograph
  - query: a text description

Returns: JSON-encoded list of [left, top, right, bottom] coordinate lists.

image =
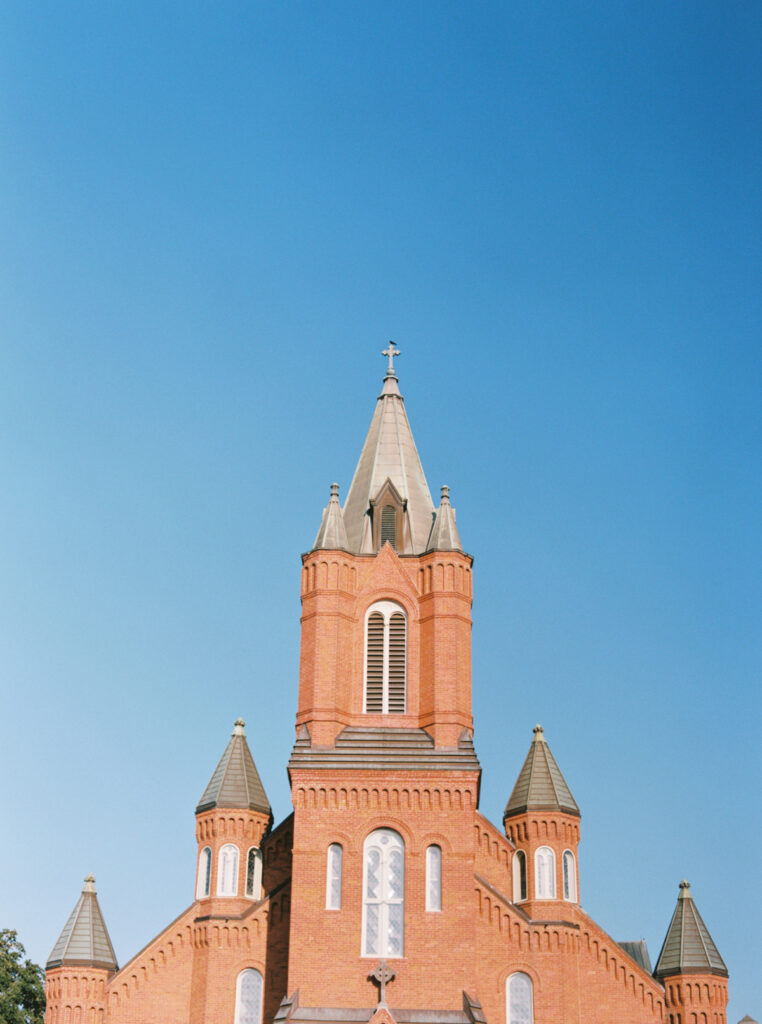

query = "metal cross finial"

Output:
[[369, 959, 396, 1007], [382, 341, 401, 377]]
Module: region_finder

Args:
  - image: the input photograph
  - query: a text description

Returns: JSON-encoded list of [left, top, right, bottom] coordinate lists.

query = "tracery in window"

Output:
[[217, 843, 239, 897], [362, 828, 404, 957], [246, 847, 263, 899], [196, 846, 211, 898], [365, 601, 407, 714], [535, 846, 555, 899], [512, 849, 527, 902], [562, 849, 577, 902], [426, 845, 442, 911], [235, 968, 263, 1024], [507, 972, 533, 1024], [326, 843, 343, 910]]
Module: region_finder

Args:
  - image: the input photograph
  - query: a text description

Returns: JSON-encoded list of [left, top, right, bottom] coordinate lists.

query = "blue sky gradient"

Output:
[[1, 3, 760, 1018]]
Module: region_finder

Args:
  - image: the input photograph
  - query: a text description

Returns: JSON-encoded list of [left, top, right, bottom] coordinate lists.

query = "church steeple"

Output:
[[47, 874, 118, 972]]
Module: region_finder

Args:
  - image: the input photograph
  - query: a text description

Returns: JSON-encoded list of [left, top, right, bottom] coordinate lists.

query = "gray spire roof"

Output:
[[313, 483, 349, 551], [504, 725, 580, 819], [196, 719, 271, 815], [654, 881, 728, 978], [46, 875, 118, 972], [426, 485, 463, 552], [340, 354, 435, 555]]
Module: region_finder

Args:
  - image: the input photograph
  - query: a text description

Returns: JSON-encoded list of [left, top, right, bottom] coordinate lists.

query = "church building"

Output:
[[45, 348, 730, 1024]]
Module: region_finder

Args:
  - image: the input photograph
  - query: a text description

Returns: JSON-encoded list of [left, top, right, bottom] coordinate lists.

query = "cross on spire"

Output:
[[382, 341, 401, 378], [369, 959, 396, 1007]]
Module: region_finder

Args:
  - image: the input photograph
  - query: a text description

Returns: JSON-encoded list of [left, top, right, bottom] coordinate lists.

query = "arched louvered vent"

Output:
[[380, 505, 397, 549], [365, 612, 385, 712], [364, 601, 407, 714], [387, 612, 406, 712]]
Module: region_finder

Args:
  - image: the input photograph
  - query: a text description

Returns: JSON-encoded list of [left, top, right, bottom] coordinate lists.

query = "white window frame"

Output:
[[196, 846, 212, 898], [507, 971, 534, 1024], [362, 828, 405, 958], [425, 845, 442, 912], [562, 849, 577, 902], [245, 847, 263, 900], [326, 843, 343, 910], [234, 968, 263, 1024], [217, 843, 239, 897], [364, 600, 407, 714], [512, 849, 527, 903], [535, 846, 556, 899]]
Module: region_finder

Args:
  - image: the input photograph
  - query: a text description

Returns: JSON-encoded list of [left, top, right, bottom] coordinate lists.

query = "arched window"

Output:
[[426, 845, 442, 911], [512, 849, 527, 902], [217, 843, 239, 896], [362, 828, 404, 957], [196, 846, 211, 898], [507, 972, 533, 1024], [234, 968, 263, 1024], [365, 601, 407, 714], [563, 849, 577, 902], [380, 505, 397, 548], [535, 846, 555, 899], [245, 847, 263, 900], [326, 843, 343, 910]]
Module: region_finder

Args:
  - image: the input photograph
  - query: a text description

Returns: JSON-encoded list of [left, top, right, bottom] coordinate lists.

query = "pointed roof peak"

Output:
[[47, 875, 118, 972], [654, 881, 728, 978], [196, 719, 271, 816], [504, 725, 580, 819], [426, 484, 464, 552], [313, 481, 350, 551]]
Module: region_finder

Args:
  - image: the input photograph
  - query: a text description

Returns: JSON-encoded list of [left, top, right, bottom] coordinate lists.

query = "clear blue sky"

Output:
[[1, 2, 760, 1019]]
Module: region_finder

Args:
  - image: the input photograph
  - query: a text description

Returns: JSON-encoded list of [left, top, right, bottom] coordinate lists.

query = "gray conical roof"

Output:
[[426, 485, 463, 552], [504, 725, 580, 818], [313, 483, 350, 551], [654, 881, 727, 978], [196, 719, 271, 815], [340, 351, 435, 555], [46, 875, 118, 971]]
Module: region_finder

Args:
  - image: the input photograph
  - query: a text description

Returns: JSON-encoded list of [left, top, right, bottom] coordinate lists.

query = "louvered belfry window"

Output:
[[380, 504, 397, 549], [365, 601, 407, 714]]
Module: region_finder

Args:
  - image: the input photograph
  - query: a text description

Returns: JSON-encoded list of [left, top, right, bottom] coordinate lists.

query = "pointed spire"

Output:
[[196, 719, 271, 815], [46, 875, 118, 971], [313, 483, 350, 551], [654, 880, 728, 978], [426, 485, 463, 552], [504, 725, 580, 819], [340, 347, 435, 554]]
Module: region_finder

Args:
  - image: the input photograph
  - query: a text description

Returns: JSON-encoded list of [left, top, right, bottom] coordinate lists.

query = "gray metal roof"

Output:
[[46, 875, 118, 971], [313, 482, 350, 551], [340, 368, 435, 555], [618, 940, 652, 974], [289, 725, 481, 773], [654, 881, 727, 978], [196, 719, 271, 815], [426, 486, 463, 553], [504, 724, 580, 819]]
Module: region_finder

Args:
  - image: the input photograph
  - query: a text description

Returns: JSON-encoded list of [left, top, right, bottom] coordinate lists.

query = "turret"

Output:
[[654, 880, 729, 1024], [194, 719, 271, 910], [45, 874, 117, 1023], [503, 724, 581, 917]]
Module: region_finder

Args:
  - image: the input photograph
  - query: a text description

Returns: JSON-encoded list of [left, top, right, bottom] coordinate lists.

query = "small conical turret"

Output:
[[654, 880, 728, 979], [313, 483, 349, 551], [426, 485, 463, 552], [47, 875, 118, 972], [504, 725, 580, 819], [197, 718, 270, 815]]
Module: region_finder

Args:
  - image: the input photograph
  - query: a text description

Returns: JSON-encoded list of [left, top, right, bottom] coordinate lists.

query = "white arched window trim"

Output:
[[562, 848, 577, 902], [507, 971, 534, 1024], [362, 828, 404, 957], [245, 847, 263, 900], [512, 849, 527, 903], [326, 843, 343, 910], [535, 845, 556, 899], [235, 967, 263, 1024], [196, 846, 211, 898], [426, 844, 442, 911], [364, 600, 407, 714], [217, 843, 239, 897]]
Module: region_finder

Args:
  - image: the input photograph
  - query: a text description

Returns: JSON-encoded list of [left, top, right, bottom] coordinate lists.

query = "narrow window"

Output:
[[563, 849, 576, 902], [235, 968, 263, 1024], [363, 828, 404, 957], [535, 846, 555, 899], [246, 847, 263, 899], [426, 845, 442, 911], [217, 844, 239, 897], [380, 505, 397, 549], [507, 972, 534, 1024], [512, 850, 527, 902], [364, 601, 407, 714], [196, 846, 211, 898], [326, 843, 343, 909]]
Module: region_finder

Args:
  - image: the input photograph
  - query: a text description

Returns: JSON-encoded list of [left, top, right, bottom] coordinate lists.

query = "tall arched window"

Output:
[[563, 849, 577, 902], [535, 846, 556, 899], [235, 968, 263, 1024], [365, 601, 407, 714], [326, 843, 343, 910], [512, 849, 527, 903], [362, 829, 404, 957], [246, 847, 263, 899], [217, 844, 239, 896], [196, 846, 211, 898], [426, 845, 442, 911], [507, 972, 533, 1024]]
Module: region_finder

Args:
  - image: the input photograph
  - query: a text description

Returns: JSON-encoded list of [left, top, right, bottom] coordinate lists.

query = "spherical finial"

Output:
[[678, 879, 692, 898], [233, 718, 246, 736]]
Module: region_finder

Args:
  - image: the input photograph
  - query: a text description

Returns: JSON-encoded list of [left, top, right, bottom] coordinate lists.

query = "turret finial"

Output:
[[83, 874, 96, 892], [233, 718, 246, 735], [678, 879, 692, 898], [440, 485, 450, 503], [532, 723, 545, 741], [382, 341, 401, 378], [330, 482, 340, 499]]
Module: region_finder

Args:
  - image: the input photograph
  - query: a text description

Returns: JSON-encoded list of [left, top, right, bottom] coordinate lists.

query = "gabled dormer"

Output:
[[370, 477, 407, 553]]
